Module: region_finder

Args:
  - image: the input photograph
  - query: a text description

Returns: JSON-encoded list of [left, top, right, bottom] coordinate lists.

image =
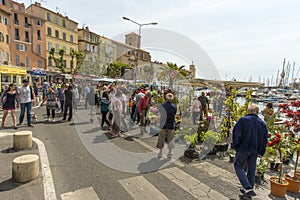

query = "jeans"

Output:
[[19, 102, 32, 125], [60, 100, 64, 113], [234, 151, 257, 190], [192, 111, 200, 124]]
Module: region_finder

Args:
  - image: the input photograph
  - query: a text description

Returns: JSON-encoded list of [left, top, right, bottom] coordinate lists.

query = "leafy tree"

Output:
[[104, 62, 132, 78], [49, 47, 66, 73]]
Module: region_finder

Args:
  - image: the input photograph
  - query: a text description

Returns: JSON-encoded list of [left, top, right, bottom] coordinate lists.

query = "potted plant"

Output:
[[278, 101, 300, 193], [184, 133, 199, 159], [201, 130, 219, 155], [255, 156, 269, 185]]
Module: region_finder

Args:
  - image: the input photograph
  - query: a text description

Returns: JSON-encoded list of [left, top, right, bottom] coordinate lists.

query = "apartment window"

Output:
[[14, 13, 19, 25], [16, 55, 20, 66], [47, 13, 51, 21], [14, 28, 19, 40], [3, 17, 8, 25], [25, 31, 29, 43], [26, 56, 29, 67], [47, 42, 52, 51], [54, 16, 58, 24], [37, 45, 41, 54], [48, 57, 52, 66], [62, 19, 66, 27], [24, 16, 30, 28], [0, 32, 4, 42], [1, 0, 5, 5], [6, 34, 9, 44], [63, 60, 66, 68], [47, 27, 51, 36], [18, 5, 22, 12], [63, 46, 66, 53], [16, 44, 26, 51], [38, 60, 42, 68], [6, 52, 9, 63], [70, 35, 73, 43], [70, 23, 73, 30], [37, 30, 41, 40], [55, 30, 59, 38], [55, 44, 59, 52], [62, 32, 66, 41], [36, 19, 41, 26]]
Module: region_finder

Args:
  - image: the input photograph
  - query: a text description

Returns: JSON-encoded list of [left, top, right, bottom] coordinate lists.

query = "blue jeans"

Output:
[[19, 102, 32, 125], [234, 151, 257, 190], [60, 100, 64, 113]]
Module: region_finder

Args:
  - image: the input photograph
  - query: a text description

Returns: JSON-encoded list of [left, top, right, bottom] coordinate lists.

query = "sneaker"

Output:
[[245, 189, 256, 197], [240, 188, 246, 194], [52, 119, 55, 122], [28, 124, 34, 127], [46, 118, 50, 121]]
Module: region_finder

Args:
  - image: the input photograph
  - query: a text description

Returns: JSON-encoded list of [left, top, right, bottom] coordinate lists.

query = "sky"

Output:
[[20, 0, 300, 83]]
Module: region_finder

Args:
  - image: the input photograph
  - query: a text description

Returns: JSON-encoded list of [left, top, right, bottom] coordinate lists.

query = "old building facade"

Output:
[[26, 2, 78, 73]]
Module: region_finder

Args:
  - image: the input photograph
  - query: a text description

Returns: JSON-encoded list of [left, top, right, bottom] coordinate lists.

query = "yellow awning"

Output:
[[0, 66, 27, 75]]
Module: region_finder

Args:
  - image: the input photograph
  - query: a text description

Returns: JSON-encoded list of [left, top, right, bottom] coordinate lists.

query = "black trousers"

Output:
[[63, 104, 72, 120], [101, 111, 110, 127], [47, 108, 55, 118]]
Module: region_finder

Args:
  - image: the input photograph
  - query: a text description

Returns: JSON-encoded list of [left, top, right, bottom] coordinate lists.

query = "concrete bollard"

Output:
[[13, 131, 32, 150], [12, 154, 39, 183]]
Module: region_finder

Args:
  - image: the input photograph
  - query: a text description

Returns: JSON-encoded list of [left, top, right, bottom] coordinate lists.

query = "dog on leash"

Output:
[[31, 112, 38, 123]]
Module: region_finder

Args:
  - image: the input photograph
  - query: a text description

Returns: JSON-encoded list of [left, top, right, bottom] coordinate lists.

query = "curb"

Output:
[[0, 132, 57, 200]]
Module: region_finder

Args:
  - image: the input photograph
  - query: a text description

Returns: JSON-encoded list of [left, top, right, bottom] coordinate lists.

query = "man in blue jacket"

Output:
[[232, 104, 268, 198]]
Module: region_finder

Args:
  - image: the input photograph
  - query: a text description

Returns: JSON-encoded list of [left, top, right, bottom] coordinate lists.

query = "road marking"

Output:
[[159, 167, 228, 200], [33, 138, 57, 200], [119, 176, 169, 200], [192, 162, 270, 200], [60, 186, 99, 200]]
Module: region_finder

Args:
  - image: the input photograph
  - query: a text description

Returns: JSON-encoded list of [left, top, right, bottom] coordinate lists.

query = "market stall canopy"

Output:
[[0, 65, 27, 75], [30, 68, 46, 76]]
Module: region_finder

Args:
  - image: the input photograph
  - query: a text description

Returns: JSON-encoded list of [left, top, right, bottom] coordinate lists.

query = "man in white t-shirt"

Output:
[[17, 79, 35, 127]]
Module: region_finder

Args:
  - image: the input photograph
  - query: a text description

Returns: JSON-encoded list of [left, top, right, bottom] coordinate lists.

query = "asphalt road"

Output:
[[1, 106, 298, 200]]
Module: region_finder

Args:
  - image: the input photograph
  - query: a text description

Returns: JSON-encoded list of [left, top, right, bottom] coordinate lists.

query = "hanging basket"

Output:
[[284, 174, 300, 193], [269, 176, 289, 197]]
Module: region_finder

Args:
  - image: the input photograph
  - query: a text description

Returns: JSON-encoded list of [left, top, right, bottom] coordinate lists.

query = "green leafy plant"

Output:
[[202, 130, 219, 144], [184, 133, 198, 148]]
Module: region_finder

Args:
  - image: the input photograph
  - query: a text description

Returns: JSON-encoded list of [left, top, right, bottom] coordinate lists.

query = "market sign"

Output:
[[0, 66, 27, 75]]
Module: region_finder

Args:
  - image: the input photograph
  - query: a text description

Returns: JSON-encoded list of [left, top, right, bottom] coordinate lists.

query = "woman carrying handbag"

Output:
[[40, 86, 58, 122], [1, 83, 19, 129]]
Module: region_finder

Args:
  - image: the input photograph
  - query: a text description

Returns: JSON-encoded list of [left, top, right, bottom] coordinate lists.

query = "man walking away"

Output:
[[198, 92, 209, 121], [156, 93, 177, 158], [232, 104, 268, 199], [63, 84, 73, 121]]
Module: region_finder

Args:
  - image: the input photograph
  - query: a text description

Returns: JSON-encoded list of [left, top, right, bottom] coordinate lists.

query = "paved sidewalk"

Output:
[[0, 133, 45, 200]]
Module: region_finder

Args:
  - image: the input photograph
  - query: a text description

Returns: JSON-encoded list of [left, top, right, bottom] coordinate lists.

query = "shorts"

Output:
[[156, 129, 175, 149]]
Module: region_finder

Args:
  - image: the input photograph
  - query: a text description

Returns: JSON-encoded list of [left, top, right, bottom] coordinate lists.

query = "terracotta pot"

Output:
[[296, 171, 300, 179], [269, 176, 289, 197], [284, 174, 300, 193]]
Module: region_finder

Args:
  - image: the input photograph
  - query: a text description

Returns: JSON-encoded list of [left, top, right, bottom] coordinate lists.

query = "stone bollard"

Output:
[[13, 131, 32, 150], [12, 154, 39, 183]]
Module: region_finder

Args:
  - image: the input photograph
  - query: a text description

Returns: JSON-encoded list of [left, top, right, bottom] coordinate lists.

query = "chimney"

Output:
[[35, 2, 41, 6]]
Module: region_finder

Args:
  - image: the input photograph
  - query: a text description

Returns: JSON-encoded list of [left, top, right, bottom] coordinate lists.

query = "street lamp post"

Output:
[[122, 17, 157, 86]]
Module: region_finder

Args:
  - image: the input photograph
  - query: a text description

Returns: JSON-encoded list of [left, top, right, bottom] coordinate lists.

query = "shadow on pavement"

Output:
[[0, 178, 22, 191], [137, 157, 170, 173], [82, 127, 101, 134]]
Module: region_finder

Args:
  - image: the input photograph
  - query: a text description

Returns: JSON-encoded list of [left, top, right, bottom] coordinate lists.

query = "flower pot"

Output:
[[218, 143, 229, 152], [284, 174, 300, 193], [269, 176, 289, 197], [255, 172, 264, 185]]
